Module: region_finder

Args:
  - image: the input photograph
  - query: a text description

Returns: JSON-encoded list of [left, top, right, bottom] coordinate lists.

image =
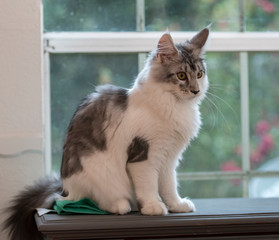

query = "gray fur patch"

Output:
[[61, 85, 129, 178], [96, 84, 129, 110], [127, 137, 149, 163], [176, 44, 205, 72]]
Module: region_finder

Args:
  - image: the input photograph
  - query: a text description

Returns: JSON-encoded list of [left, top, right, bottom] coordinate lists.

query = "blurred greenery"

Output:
[[179, 179, 243, 198], [246, 0, 279, 31], [145, 0, 239, 31], [44, 0, 279, 198], [44, 0, 136, 31], [44, 0, 279, 32]]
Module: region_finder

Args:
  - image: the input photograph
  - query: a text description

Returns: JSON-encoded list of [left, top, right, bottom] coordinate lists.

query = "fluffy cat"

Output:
[[3, 27, 209, 240]]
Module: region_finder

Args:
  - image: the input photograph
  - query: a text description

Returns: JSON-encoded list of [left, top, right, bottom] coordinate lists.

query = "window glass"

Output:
[[145, 0, 239, 31], [178, 52, 242, 172], [43, 0, 136, 31], [250, 176, 279, 198], [245, 0, 279, 31], [249, 53, 279, 171], [50, 54, 138, 170], [179, 179, 243, 198], [44, 0, 279, 32]]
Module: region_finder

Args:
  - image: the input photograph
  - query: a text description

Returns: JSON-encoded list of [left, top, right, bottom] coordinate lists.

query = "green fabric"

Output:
[[53, 198, 111, 215]]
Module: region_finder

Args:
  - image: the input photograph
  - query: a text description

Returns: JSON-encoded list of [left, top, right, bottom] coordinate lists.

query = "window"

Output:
[[43, 0, 279, 199]]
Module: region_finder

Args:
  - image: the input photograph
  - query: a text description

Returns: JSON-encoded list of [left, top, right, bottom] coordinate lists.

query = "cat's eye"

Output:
[[197, 71, 203, 79], [177, 72, 187, 80]]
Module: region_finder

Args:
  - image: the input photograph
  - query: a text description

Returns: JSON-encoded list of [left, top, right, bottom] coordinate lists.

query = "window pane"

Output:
[[51, 54, 138, 171], [250, 176, 279, 198], [178, 53, 242, 172], [179, 179, 243, 198], [43, 0, 136, 31], [44, 0, 279, 32], [245, 0, 279, 31], [249, 53, 279, 171], [145, 0, 239, 31]]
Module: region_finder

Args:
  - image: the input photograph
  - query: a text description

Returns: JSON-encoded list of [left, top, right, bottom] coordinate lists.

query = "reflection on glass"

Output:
[[50, 54, 138, 170], [250, 176, 279, 198]]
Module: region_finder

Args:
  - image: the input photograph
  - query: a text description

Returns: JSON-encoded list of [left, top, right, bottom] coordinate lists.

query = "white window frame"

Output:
[[43, 0, 279, 197], [44, 31, 279, 53]]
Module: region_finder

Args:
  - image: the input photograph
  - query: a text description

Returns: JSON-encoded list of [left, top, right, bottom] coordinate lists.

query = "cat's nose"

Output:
[[191, 90, 200, 95]]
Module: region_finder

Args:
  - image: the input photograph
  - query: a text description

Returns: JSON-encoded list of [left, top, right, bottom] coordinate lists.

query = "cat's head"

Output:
[[149, 27, 210, 103]]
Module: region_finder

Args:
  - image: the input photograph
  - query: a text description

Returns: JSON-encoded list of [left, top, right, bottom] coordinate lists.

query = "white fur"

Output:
[[62, 31, 209, 215]]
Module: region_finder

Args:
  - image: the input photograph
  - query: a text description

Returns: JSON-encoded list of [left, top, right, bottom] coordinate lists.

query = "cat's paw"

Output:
[[167, 198, 196, 213], [141, 201, 168, 215], [110, 199, 131, 215]]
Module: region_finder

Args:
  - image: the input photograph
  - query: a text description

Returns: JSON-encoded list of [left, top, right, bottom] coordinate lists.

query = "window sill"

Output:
[[35, 198, 279, 240]]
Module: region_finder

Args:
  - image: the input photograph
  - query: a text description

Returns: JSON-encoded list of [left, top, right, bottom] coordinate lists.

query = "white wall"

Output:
[[0, 0, 44, 239]]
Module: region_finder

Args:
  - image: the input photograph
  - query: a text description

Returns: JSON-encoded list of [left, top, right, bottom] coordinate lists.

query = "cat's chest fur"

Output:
[[127, 88, 201, 149]]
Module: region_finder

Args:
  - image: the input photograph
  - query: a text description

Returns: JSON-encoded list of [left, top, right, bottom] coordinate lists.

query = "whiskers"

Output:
[[204, 84, 238, 131]]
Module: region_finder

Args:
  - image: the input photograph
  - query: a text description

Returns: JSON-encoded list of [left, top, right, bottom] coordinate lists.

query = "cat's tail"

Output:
[[2, 176, 63, 240]]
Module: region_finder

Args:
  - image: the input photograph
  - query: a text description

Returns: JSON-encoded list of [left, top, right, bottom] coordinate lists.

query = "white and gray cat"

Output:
[[4, 27, 209, 240]]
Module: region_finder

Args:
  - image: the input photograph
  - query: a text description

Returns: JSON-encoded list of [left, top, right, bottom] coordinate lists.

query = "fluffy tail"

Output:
[[2, 176, 63, 240]]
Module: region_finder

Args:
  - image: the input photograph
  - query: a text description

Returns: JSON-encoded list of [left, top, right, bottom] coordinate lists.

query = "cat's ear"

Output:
[[189, 27, 210, 55], [156, 33, 178, 63]]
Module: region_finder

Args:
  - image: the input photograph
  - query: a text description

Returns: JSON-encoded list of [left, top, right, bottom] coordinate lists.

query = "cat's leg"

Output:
[[86, 171, 133, 215], [63, 173, 133, 215], [127, 161, 168, 215], [62, 154, 134, 215], [159, 167, 195, 213]]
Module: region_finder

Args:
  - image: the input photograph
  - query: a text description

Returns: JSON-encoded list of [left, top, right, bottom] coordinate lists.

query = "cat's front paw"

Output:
[[167, 198, 196, 213], [110, 199, 131, 215], [141, 201, 168, 215]]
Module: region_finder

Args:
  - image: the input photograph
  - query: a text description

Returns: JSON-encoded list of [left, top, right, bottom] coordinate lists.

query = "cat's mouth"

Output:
[[170, 89, 201, 100], [181, 89, 200, 96]]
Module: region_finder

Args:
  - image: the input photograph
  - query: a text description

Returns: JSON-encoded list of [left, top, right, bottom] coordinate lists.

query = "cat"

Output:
[[3, 27, 209, 240]]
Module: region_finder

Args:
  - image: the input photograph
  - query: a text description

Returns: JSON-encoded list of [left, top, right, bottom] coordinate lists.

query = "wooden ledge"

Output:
[[35, 198, 279, 239]]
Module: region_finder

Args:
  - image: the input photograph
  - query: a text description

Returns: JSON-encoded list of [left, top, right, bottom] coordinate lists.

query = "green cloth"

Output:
[[53, 198, 111, 215]]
